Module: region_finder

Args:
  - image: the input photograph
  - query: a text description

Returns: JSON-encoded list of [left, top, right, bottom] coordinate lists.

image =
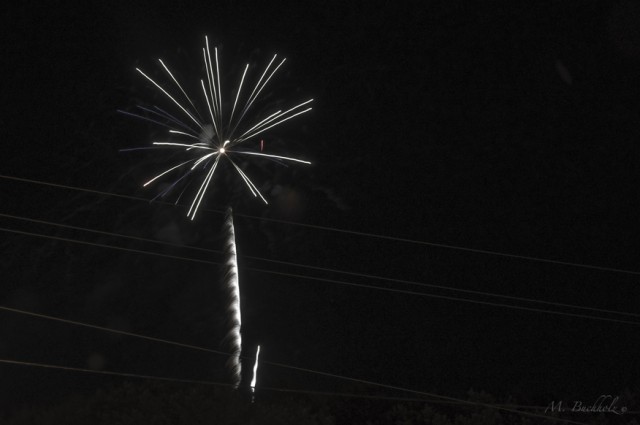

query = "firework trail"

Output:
[[250, 345, 261, 402], [222, 207, 242, 388], [121, 36, 313, 219]]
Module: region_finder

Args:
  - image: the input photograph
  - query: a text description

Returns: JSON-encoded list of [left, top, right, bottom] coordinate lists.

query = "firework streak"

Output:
[[222, 208, 242, 388], [251, 345, 261, 390], [121, 36, 312, 220], [251, 345, 261, 402]]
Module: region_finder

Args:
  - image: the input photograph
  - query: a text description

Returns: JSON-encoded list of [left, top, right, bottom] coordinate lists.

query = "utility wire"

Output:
[[259, 385, 545, 409], [247, 268, 640, 326], [0, 358, 233, 388], [0, 359, 586, 425], [0, 227, 215, 266], [0, 297, 634, 423], [258, 363, 590, 425], [0, 305, 230, 357], [2, 226, 639, 326], [2, 211, 639, 320], [2, 174, 639, 277], [1, 355, 589, 413], [0, 356, 521, 407]]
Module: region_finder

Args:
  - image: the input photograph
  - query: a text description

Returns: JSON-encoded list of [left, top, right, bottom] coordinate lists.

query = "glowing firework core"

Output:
[[220, 140, 230, 154]]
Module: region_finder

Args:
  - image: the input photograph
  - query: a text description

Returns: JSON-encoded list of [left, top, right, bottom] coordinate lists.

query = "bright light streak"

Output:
[[251, 345, 261, 389], [188, 155, 220, 219], [227, 157, 268, 204], [168, 130, 199, 140], [135, 68, 203, 130], [229, 64, 249, 126], [152, 142, 215, 150], [143, 159, 196, 187], [159, 59, 200, 115], [232, 151, 311, 164]]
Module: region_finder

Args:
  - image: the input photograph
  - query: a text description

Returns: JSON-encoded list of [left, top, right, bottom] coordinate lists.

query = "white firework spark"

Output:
[[250, 344, 261, 402], [251, 344, 261, 390], [122, 36, 313, 220], [223, 207, 242, 388]]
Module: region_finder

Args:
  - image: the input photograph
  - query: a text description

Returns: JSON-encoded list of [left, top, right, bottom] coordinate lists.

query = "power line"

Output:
[[0, 180, 629, 424], [247, 268, 640, 326], [3, 304, 630, 421], [0, 305, 613, 423], [0, 358, 233, 388], [0, 212, 221, 255], [0, 302, 633, 422], [2, 174, 639, 277], [0, 226, 216, 266], [257, 363, 590, 425], [0, 303, 547, 402], [0, 355, 518, 407], [240, 215, 640, 278], [0, 358, 587, 424], [3, 211, 639, 320], [0, 305, 229, 357], [259, 385, 549, 410], [2, 226, 639, 326], [0, 356, 586, 413], [250, 259, 640, 318]]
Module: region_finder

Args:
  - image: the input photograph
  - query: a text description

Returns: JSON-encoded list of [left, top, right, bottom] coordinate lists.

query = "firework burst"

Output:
[[121, 36, 313, 219]]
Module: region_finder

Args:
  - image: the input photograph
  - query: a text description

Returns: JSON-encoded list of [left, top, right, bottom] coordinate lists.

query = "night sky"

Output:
[[2, 0, 640, 421]]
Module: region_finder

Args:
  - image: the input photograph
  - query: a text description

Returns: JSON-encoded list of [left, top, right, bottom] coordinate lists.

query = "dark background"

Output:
[[1, 0, 640, 420]]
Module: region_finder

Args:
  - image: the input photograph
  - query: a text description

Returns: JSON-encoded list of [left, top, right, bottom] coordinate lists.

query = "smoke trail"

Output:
[[222, 207, 242, 388]]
